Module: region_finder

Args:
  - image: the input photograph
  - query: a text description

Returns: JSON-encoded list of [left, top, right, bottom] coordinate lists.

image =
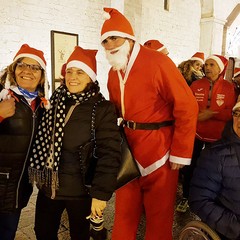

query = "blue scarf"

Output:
[[18, 86, 38, 99]]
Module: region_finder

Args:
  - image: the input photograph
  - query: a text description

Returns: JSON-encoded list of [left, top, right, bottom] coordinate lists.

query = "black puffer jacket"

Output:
[[0, 89, 43, 213], [41, 93, 121, 201], [189, 121, 240, 240]]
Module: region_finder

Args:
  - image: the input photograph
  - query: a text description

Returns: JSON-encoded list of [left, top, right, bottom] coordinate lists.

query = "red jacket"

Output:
[[107, 43, 198, 172], [190, 76, 236, 142]]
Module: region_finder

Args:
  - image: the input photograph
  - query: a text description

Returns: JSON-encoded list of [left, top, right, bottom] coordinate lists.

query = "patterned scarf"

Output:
[[18, 86, 38, 99], [28, 84, 99, 198]]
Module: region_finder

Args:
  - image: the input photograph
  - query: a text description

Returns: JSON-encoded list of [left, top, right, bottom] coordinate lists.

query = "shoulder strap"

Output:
[[90, 98, 105, 157], [64, 103, 80, 125]]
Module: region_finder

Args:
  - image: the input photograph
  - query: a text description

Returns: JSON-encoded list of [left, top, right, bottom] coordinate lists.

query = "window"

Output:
[[164, 0, 169, 11]]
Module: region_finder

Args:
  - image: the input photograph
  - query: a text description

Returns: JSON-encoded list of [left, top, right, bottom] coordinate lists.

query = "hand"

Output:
[[0, 98, 16, 118], [91, 198, 107, 218], [198, 109, 218, 121], [170, 162, 184, 170]]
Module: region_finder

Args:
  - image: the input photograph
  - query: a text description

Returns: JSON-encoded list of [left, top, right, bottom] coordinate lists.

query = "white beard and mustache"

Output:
[[105, 40, 131, 72]]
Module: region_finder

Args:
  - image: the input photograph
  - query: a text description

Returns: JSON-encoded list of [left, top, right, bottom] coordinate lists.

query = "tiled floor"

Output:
[[16, 184, 198, 239]]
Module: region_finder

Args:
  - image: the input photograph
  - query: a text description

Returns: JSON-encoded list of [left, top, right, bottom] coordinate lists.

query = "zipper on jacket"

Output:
[[15, 99, 39, 209], [0, 172, 9, 179]]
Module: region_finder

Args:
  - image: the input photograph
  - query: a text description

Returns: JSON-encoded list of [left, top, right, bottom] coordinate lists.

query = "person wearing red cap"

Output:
[[178, 52, 205, 86], [100, 7, 198, 240], [0, 44, 50, 240], [28, 46, 121, 240], [143, 39, 169, 55], [177, 54, 237, 213]]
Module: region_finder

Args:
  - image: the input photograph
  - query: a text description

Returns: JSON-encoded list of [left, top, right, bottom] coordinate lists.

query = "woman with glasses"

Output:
[[0, 44, 50, 240], [189, 101, 240, 240]]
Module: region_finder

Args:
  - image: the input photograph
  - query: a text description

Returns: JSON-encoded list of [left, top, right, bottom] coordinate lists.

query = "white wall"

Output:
[[0, 0, 238, 98]]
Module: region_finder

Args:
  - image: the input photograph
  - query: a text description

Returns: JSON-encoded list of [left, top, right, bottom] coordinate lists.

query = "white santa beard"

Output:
[[105, 40, 130, 71]]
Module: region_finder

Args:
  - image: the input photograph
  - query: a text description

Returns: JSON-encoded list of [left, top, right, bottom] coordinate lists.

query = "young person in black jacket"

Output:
[[0, 44, 50, 240], [29, 46, 121, 240]]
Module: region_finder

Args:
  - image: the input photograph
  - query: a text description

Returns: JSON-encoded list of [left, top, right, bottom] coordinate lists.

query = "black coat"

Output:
[[42, 94, 121, 201], [189, 121, 240, 240], [0, 89, 43, 213]]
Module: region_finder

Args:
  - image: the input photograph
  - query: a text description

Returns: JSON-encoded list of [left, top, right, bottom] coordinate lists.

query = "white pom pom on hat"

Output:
[[103, 11, 110, 20]]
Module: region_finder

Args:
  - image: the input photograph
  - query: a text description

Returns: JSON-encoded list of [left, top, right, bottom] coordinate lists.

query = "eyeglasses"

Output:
[[16, 62, 42, 73], [232, 111, 240, 117]]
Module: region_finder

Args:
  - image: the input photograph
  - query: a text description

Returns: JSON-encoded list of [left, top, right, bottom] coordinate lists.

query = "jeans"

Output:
[[0, 210, 21, 240]]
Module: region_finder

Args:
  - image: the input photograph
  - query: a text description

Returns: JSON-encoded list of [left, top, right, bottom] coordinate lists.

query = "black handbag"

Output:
[[79, 99, 141, 189], [116, 130, 141, 189]]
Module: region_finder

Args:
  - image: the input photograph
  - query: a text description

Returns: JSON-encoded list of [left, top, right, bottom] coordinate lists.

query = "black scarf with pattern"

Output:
[[28, 84, 99, 198]]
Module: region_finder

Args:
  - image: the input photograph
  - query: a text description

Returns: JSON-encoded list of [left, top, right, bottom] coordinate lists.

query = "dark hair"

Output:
[[83, 80, 100, 93]]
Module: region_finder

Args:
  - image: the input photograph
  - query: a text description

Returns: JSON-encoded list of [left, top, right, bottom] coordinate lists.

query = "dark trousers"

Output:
[[180, 138, 210, 198], [34, 191, 91, 240], [0, 210, 21, 240]]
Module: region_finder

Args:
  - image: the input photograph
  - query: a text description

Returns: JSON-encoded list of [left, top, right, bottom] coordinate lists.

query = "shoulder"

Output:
[[93, 94, 116, 112]]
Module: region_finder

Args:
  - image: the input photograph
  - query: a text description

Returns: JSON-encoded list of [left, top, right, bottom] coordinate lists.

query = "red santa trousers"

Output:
[[112, 161, 179, 240]]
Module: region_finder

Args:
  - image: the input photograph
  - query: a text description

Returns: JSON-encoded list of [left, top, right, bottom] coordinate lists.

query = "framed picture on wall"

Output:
[[51, 30, 78, 92]]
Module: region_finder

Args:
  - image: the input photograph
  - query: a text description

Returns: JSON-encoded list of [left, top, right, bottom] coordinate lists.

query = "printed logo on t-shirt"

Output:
[[216, 94, 225, 106]]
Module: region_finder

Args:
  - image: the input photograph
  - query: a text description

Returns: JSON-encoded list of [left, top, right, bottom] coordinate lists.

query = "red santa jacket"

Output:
[[190, 76, 236, 142], [107, 43, 198, 175]]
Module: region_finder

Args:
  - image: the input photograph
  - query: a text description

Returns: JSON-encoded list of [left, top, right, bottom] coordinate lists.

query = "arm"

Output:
[[0, 98, 16, 122], [90, 101, 121, 215], [155, 57, 198, 167], [189, 147, 240, 239]]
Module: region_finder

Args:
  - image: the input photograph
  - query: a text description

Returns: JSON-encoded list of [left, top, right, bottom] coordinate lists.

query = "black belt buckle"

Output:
[[127, 120, 136, 130]]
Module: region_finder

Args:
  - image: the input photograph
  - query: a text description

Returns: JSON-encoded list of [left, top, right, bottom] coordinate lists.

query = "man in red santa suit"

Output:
[[100, 7, 198, 240]]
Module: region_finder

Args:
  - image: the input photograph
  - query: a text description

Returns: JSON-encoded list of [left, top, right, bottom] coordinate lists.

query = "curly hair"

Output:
[[178, 60, 203, 85]]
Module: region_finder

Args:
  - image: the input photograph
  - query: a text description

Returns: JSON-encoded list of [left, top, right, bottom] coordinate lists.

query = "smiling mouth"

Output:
[[69, 82, 79, 86], [21, 76, 33, 80]]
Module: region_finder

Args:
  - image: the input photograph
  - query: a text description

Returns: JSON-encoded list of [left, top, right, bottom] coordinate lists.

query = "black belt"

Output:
[[122, 120, 174, 130]]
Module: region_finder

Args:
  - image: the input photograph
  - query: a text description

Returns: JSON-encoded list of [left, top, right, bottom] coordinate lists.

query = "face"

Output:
[[192, 60, 203, 71], [15, 57, 42, 92], [65, 67, 91, 93], [232, 109, 240, 137], [102, 36, 133, 71], [204, 59, 221, 81], [101, 36, 127, 51]]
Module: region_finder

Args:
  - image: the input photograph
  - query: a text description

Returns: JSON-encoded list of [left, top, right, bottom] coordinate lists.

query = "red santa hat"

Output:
[[101, 7, 136, 42], [234, 67, 240, 78], [66, 46, 97, 82], [60, 63, 67, 79], [190, 52, 204, 64], [0, 44, 50, 109], [143, 40, 166, 52], [206, 54, 228, 74]]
